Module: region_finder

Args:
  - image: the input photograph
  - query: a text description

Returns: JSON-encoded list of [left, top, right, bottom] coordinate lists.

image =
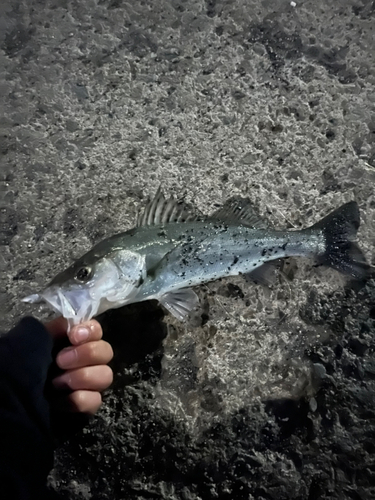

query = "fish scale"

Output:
[[137, 224, 325, 300]]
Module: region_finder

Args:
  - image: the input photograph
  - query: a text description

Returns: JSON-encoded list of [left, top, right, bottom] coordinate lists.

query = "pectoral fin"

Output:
[[159, 288, 199, 321]]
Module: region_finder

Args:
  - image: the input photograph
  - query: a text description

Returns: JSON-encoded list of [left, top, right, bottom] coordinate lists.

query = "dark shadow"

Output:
[[97, 300, 168, 387], [48, 301, 167, 443], [264, 398, 314, 441]]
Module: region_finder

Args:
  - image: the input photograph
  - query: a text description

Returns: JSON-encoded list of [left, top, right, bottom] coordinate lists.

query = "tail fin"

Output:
[[311, 201, 371, 280]]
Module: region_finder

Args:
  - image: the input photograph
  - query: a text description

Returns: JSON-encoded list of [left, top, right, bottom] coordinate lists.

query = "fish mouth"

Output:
[[23, 286, 98, 328]]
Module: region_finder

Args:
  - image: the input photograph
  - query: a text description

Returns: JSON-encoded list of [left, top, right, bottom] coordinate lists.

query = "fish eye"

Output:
[[75, 266, 92, 282]]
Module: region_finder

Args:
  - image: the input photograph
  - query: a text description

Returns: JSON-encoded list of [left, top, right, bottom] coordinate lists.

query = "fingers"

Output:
[[52, 365, 113, 392], [68, 391, 102, 414], [52, 356, 113, 415], [68, 321, 103, 345], [55, 391, 103, 415], [45, 318, 103, 345], [56, 340, 113, 370], [47, 318, 113, 416]]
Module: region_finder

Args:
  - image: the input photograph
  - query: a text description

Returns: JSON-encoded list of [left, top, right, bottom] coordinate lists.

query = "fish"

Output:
[[23, 189, 372, 328]]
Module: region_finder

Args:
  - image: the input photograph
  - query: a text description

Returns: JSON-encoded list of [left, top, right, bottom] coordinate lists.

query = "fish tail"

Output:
[[311, 201, 371, 279]]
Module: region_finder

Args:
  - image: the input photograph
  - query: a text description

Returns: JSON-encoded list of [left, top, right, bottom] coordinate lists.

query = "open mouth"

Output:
[[23, 286, 98, 327]]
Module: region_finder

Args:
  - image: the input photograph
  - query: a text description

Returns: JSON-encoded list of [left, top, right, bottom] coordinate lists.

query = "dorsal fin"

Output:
[[208, 197, 270, 229], [137, 187, 197, 226]]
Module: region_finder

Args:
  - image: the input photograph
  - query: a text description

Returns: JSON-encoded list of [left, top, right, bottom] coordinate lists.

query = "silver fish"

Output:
[[23, 189, 371, 328]]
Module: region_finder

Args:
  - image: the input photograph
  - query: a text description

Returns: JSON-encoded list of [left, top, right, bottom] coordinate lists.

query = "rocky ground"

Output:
[[1, 0, 375, 498]]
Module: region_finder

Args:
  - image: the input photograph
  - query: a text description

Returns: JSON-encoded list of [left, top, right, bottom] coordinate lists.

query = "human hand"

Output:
[[45, 317, 113, 414]]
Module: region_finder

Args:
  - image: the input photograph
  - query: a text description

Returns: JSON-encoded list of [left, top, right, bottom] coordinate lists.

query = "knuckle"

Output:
[[103, 341, 114, 360], [94, 392, 102, 407], [91, 396, 102, 414], [70, 390, 87, 410], [87, 341, 99, 360], [69, 390, 102, 413], [83, 340, 113, 365], [103, 365, 114, 385], [88, 320, 102, 339], [92, 320, 103, 338], [80, 368, 91, 385]]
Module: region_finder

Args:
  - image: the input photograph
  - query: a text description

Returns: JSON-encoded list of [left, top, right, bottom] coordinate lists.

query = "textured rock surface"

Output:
[[1, 0, 375, 498]]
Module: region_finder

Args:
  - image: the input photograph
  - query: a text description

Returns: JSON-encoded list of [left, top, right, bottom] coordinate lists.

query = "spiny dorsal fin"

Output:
[[208, 197, 270, 229], [137, 187, 198, 226]]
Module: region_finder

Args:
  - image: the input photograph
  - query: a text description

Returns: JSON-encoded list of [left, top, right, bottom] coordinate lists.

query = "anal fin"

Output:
[[244, 258, 298, 286], [244, 260, 282, 287]]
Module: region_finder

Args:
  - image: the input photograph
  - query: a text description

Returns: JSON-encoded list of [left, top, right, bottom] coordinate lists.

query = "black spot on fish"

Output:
[[137, 276, 144, 287], [232, 256, 239, 265], [126, 227, 138, 236], [262, 249, 267, 256]]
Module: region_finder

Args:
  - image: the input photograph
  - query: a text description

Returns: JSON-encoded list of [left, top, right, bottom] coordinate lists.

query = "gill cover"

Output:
[[23, 250, 147, 328]]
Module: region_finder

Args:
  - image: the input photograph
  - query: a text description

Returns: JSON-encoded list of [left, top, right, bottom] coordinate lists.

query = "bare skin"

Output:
[[45, 317, 113, 414]]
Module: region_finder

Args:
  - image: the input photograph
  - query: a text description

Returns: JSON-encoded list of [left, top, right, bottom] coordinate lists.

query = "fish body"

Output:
[[23, 190, 371, 327], [135, 222, 324, 299]]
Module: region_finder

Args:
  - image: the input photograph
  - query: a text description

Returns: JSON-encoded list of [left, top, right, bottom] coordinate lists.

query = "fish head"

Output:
[[22, 249, 146, 328]]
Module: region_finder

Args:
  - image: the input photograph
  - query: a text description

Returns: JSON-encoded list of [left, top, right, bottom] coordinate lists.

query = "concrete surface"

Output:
[[1, 0, 375, 498]]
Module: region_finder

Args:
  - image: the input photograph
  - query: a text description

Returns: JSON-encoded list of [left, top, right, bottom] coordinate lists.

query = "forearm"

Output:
[[0, 317, 54, 499]]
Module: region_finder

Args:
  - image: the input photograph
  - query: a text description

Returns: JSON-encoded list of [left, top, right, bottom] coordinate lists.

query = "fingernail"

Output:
[[72, 326, 90, 344], [57, 347, 77, 368], [52, 373, 71, 389]]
